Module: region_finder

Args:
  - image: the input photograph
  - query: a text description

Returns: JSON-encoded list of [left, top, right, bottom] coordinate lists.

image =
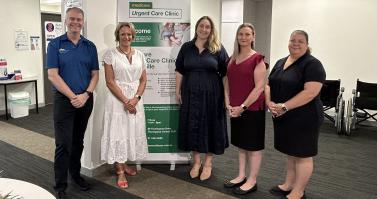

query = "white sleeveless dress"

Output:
[[101, 48, 148, 163]]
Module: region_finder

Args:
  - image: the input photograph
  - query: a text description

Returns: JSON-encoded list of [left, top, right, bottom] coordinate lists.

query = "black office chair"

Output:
[[320, 79, 345, 134], [344, 79, 377, 135]]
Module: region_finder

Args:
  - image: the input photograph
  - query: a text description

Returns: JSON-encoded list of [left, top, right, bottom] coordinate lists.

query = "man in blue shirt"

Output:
[[46, 7, 99, 199]]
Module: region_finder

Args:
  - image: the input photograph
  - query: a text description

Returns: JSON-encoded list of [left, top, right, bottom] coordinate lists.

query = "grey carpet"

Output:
[[144, 119, 377, 199], [0, 105, 54, 138], [2, 105, 377, 198], [0, 140, 142, 199]]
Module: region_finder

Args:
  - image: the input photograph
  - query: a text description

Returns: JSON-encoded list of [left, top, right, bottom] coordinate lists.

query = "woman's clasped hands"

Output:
[[267, 102, 287, 118], [123, 98, 138, 114], [227, 105, 244, 118]]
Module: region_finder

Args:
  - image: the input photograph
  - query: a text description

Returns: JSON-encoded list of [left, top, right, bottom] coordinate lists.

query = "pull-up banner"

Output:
[[118, 0, 191, 164]]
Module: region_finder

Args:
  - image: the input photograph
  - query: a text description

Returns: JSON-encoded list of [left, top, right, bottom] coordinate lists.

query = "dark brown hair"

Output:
[[291, 30, 311, 54]]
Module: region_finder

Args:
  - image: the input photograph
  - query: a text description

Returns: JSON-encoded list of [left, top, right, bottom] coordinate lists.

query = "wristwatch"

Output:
[[85, 90, 93, 97], [281, 103, 288, 112], [241, 104, 248, 110], [135, 94, 141, 100]]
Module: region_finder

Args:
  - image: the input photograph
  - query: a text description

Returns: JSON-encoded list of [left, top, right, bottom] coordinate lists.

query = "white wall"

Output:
[[192, 0, 222, 38], [0, 0, 44, 111], [221, 0, 244, 55], [79, 0, 117, 170], [82, 0, 222, 171], [271, 0, 377, 99]]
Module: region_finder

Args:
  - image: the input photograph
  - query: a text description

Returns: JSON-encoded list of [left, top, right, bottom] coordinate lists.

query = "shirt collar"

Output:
[[60, 32, 88, 44]]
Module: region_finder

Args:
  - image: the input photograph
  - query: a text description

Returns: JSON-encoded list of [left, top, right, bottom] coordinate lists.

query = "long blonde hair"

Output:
[[193, 16, 221, 54], [232, 23, 255, 59]]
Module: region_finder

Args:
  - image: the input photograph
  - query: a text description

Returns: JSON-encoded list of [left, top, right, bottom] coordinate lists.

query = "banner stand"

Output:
[[129, 153, 191, 171], [118, 0, 192, 167]]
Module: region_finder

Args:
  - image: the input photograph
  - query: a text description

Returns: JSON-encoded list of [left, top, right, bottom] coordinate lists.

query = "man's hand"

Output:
[[70, 93, 89, 108]]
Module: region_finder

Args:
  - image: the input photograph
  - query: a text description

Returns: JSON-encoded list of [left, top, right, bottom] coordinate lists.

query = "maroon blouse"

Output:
[[227, 53, 266, 111]]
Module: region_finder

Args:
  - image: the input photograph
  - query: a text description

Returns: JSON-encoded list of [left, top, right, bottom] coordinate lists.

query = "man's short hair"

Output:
[[66, 7, 84, 17]]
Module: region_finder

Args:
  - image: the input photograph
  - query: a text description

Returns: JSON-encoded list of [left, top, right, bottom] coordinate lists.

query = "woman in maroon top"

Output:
[[223, 23, 268, 195]]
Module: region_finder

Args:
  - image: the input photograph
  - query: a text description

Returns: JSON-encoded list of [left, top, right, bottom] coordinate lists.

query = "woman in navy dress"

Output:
[[266, 30, 326, 199], [175, 16, 229, 181]]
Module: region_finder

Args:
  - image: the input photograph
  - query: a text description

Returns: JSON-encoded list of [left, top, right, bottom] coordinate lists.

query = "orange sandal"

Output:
[[124, 165, 137, 176], [116, 171, 129, 189]]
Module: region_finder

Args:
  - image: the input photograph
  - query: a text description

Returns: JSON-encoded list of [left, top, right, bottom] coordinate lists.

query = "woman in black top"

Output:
[[175, 16, 229, 181], [265, 30, 326, 199]]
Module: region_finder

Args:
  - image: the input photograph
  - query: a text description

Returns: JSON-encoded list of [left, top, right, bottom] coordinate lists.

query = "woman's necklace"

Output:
[[118, 46, 132, 63], [118, 46, 131, 55]]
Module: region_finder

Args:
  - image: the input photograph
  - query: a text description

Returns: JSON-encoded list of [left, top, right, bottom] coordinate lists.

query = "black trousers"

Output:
[[53, 92, 93, 191]]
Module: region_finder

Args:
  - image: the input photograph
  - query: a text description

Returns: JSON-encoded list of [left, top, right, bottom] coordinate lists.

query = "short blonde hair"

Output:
[[115, 22, 136, 42], [193, 16, 221, 54]]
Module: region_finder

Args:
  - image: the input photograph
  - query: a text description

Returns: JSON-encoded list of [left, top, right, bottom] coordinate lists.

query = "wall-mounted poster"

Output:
[[30, 36, 40, 51], [14, 30, 29, 51], [44, 21, 63, 53]]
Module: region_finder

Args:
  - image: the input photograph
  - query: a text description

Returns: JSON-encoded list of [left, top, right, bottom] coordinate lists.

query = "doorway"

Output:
[[41, 13, 61, 105]]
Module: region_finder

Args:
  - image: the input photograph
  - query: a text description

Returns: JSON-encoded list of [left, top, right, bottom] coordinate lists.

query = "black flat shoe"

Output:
[[232, 183, 257, 195], [279, 194, 306, 199], [56, 191, 66, 199], [269, 185, 291, 196], [72, 176, 91, 191], [224, 178, 247, 188]]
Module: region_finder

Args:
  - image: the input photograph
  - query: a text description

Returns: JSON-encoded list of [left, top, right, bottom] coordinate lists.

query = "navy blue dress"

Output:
[[175, 40, 229, 155], [268, 53, 326, 157]]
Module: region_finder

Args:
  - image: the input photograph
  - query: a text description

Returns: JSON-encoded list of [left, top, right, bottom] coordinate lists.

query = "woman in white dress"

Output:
[[101, 22, 148, 189]]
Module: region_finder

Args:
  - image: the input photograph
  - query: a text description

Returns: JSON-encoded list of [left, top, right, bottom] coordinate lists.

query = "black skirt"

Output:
[[177, 72, 229, 155], [231, 110, 265, 151], [272, 103, 323, 157]]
